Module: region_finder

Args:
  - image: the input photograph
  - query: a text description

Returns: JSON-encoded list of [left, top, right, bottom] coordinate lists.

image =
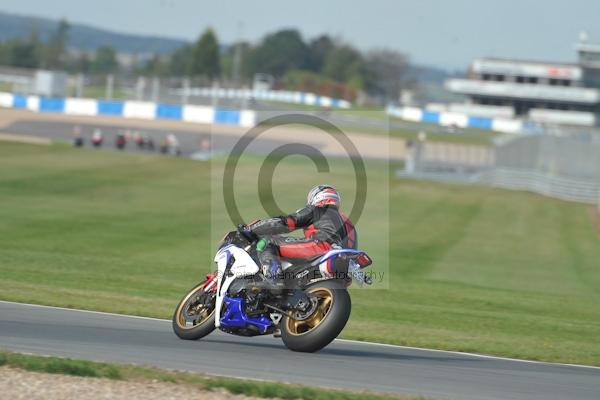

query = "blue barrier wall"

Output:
[[12, 95, 27, 109], [386, 106, 529, 134], [0, 92, 255, 127], [156, 103, 183, 120], [422, 111, 441, 124], [467, 116, 493, 130], [97, 100, 124, 116], [39, 98, 65, 113], [214, 109, 241, 125]]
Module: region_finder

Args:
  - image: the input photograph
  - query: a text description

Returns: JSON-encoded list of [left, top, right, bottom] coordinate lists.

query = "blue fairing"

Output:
[[219, 296, 273, 334]]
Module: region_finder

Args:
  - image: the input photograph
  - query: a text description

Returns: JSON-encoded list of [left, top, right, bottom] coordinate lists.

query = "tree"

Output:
[[0, 43, 8, 66], [143, 54, 168, 76], [225, 41, 251, 82], [9, 41, 40, 68], [42, 19, 70, 69], [169, 45, 193, 76], [308, 35, 334, 73], [322, 44, 363, 84], [245, 29, 310, 78], [363, 49, 409, 101], [73, 53, 91, 74], [284, 69, 356, 100], [91, 46, 118, 74], [7, 36, 41, 69], [190, 28, 221, 79]]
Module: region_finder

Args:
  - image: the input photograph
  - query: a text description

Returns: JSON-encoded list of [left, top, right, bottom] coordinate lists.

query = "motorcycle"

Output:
[[172, 226, 373, 352]]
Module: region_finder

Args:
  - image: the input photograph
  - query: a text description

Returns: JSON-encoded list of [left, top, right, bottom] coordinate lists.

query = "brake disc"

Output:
[[292, 296, 319, 321], [183, 293, 213, 322]]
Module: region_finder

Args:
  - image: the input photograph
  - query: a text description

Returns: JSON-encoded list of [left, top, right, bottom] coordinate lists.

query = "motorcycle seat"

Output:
[[280, 254, 323, 266]]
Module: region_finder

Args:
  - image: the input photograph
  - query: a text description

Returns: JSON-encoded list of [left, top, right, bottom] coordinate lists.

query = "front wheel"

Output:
[[172, 280, 216, 340], [280, 280, 351, 353]]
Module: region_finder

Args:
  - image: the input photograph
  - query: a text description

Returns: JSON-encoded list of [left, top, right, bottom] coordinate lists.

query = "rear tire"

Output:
[[280, 280, 351, 353], [172, 282, 216, 340]]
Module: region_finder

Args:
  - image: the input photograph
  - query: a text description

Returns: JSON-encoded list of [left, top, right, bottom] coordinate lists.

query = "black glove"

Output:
[[238, 224, 258, 243]]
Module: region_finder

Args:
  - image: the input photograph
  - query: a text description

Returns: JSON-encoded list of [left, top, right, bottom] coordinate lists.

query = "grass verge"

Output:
[[0, 142, 599, 365], [0, 351, 420, 400]]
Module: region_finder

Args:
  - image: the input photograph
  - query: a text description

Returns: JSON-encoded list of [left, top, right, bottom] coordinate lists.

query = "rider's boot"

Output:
[[257, 247, 286, 291]]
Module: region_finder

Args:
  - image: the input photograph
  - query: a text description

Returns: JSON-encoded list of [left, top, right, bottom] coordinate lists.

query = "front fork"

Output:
[[202, 273, 217, 293]]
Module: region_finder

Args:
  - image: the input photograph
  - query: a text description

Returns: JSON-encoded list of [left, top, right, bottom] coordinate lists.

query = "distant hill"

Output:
[[0, 12, 188, 54]]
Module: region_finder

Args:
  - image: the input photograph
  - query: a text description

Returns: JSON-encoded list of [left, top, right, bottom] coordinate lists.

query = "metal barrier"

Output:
[[0, 92, 256, 128], [478, 168, 600, 204], [386, 105, 533, 134], [172, 87, 352, 109], [400, 133, 600, 207]]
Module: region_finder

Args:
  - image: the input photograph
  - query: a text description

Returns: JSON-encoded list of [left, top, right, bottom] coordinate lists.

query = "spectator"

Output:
[[73, 126, 84, 148], [159, 137, 169, 154], [145, 134, 155, 151], [167, 133, 181, 156], [201, 137, 211, 152]]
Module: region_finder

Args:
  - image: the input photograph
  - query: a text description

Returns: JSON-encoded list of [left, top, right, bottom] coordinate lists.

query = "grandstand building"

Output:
[[445, 36, 600, 126]]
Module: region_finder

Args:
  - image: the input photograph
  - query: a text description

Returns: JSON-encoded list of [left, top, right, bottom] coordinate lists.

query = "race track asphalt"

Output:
[[0, 301, 598, 400], [3, 119, 288, 157]]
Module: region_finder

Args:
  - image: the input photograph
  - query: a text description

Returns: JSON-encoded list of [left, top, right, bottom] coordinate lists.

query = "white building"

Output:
[[445, 36, 600, 127], [0, 67, 67, 97]]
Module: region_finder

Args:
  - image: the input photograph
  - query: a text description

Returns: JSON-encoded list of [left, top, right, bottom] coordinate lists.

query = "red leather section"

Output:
[[287, 217, 296, 231], [303, 224, 318, 238], [279, 241, 332, 259], [340, 212, 357, 249]]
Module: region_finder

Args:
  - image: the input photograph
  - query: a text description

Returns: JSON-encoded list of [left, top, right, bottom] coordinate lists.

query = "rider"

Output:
[[246, 185, 356, 288]]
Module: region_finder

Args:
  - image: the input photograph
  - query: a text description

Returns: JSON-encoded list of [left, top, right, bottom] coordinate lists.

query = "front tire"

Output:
[[172, 281, 216, 340], [280, 280, 351, 353]]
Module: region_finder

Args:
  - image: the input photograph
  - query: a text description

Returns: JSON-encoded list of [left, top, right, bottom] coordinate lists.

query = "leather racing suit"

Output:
[[248, 204, 353, 283]]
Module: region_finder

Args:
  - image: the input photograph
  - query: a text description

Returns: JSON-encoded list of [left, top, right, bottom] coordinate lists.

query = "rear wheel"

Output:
[[280, 280, 351, 352], [172, 281, 216, 340]]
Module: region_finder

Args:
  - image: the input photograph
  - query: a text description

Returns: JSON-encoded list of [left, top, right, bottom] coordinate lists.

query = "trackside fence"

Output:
[[399, 133, 600, 207]]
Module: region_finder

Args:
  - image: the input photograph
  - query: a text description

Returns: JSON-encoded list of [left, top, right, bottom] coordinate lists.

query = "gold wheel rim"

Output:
[[285, 287, 334, 336], [176, 284, 215, 330]]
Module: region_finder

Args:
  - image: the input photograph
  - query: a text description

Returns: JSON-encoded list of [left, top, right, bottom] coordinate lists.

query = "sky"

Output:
[[0, 0, 599, 70]]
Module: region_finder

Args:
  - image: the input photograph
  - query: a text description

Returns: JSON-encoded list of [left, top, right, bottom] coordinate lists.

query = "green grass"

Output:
[[389, 124, 496, 145], [0, 351, 415, 400], [0, 351, 121, 379], [0, 82, 14, 92], [0, 142, 599, 365], [262, 102, 498, 145], [66, 85, 128, 100], [324, 120, 496, 145]]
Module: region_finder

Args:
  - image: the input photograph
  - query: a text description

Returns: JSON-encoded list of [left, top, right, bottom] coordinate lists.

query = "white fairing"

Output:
[[213, 245, 260, 328]]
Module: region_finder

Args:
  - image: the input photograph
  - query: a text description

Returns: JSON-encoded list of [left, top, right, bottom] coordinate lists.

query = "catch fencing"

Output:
[[172, 87, 352, 109], [400, 133, 600, 206]]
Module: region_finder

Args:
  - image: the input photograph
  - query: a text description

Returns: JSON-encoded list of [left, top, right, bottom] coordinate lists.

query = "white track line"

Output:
[[0, 300, 169, 323], [334, 339, 600, 371], [2, 300, 599, 371]]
